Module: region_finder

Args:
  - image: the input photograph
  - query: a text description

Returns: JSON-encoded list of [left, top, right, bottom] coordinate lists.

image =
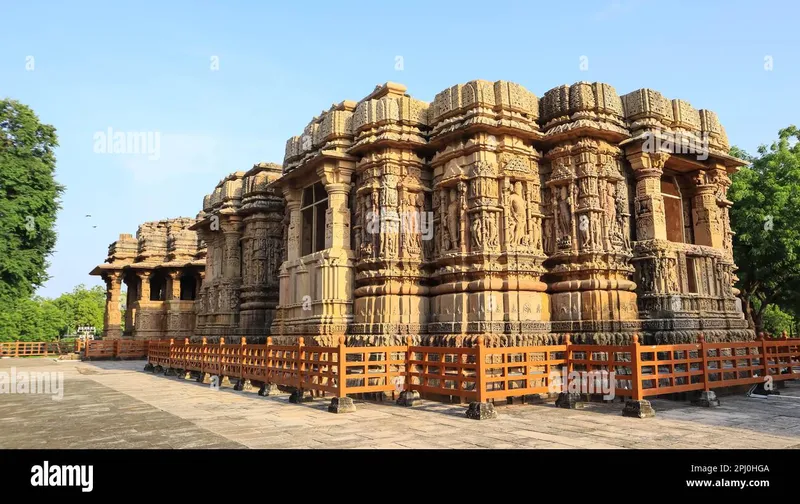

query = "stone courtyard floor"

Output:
[[1, 357, 800, 449]]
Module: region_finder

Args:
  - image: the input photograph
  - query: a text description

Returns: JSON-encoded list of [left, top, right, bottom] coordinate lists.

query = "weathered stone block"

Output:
[[466, 401, 498, 420], [258, 382, 280, 396], [396, 390, 420, 407], [555, 392, 584, 409], [289, 389, 313, 403], [691, 390, 720, 407], [328, 396, 357, 414], [622, 399, 655, 418]]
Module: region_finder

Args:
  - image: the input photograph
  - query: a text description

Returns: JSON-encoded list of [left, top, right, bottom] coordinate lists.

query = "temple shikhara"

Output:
[[91, 80, 753, 347]]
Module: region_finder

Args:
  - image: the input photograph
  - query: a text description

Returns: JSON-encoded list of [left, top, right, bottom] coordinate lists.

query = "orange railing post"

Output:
[[760, 332, 769, 379], [699, 333, 709, 391], [297, 337, 305, 391], [240, 336, 247, 382], [405, 336, 413, 394], [337, 336, 347, 398], [630, 334, 642, 401], [564, 333, 572, 392], [465, 335, 497, 419], [266, 336, 273, 384], [219, 337, 226, 380], [15, 341, 19, 358], [201, 337, 208, 376], [476, 336, 486, 404]]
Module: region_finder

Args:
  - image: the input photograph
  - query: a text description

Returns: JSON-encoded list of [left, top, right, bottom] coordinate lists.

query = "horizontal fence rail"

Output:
[[0, 340, 82, 357], [84, 340, 150, 360], [146, 334, 800, 416]]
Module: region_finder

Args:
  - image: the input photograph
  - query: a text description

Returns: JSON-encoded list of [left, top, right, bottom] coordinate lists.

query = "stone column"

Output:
[[222, 217, 242, 279], [168, 270, 182, 300], [317, 163, 354, 251], [283, 187, 302, 261], [324, 182, 352, 250], [137, 271, 151, 301], [691, 169, 724, 249], [103, 271, 123, 339], [626, 150, 669, 241]]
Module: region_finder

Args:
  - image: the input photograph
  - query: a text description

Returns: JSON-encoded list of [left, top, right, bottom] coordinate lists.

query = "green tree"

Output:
[[729, 126, 800, 332], [53, 284, 106, 335], [0, 99, 63, 321], [0, 285, 105, 342]]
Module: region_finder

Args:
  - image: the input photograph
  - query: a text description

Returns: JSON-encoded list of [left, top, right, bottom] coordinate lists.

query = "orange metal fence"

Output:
[[146, 334, 800, 410], [83, 339, 150, 360], [0, 340, 82, 357]]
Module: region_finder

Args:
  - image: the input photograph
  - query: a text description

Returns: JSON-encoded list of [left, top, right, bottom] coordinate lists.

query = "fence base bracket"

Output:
[[691, 391, 720, 407], [220, 376, 233, 387], [289, 389, 314, 403], [328, 397, 356, 414], [183, 371, 194, 380], [466, 401, 498, 420], [165, 367, 180, 377], [197, 372, 211, 384], [234, 379, 253, 392], [396, 390, 420, 407], [622, 399, 655, 418], [143, 363, 154, 372], [258, 383, 280, 396], [154, 365, 165, 374], [555, 392, 585, 409]]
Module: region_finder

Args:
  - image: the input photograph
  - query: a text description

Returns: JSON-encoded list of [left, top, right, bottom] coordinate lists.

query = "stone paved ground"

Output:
[[1, 357, 799, 449]]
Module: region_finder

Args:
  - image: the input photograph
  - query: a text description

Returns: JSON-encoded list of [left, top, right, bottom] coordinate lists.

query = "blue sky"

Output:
[[1, 0, 798, 298]]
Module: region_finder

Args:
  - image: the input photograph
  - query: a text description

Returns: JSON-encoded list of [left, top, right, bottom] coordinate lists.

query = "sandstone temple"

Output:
[[91, 80, 752, 346]]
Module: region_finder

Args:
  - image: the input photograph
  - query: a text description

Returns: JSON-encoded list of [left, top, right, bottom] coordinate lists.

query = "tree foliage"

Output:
[[0, 98, 63, 322], [0, 284, 106, 342], [729, 126, 800, 332]]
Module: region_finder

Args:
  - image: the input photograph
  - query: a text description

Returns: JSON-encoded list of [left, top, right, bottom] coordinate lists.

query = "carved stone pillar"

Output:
[[627, 150, 669, 241], [137, 271, 151, 301], [222, 217, 242, 279], [103, 271, 123, 339], [283, 188, 302, 262], [691, 169, 724, 249], [318, 164, 354, 251], [168, 270, 181, 300], [324, 182, 351, 250]]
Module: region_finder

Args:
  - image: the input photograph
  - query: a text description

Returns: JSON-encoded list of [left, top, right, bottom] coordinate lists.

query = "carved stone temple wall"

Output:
[[93, 79, 752, 347], [90, 218, 205, 340], [269, 80, 752, 346], [191, 163, 285, 341]]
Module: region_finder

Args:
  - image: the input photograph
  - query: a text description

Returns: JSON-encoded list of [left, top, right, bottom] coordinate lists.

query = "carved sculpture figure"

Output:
[[446, 188, 460, 250], [557, 185, 572, 238], [508, 182, 527, 247], [471, 214, 483, 249], [579, 214, 591, 248]]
